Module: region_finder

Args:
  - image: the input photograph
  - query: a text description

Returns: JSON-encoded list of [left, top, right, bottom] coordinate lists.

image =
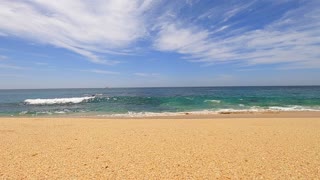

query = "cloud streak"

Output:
[[153, 0, 320, 68], [0, 0, 155, 64], [0, 0, 319, 69], [83, 69, 119, 75], [0, 64, 28, 70]]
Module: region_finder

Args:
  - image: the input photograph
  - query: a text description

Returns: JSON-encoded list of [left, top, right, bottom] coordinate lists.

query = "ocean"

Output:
[[0, 86, 320, 117]]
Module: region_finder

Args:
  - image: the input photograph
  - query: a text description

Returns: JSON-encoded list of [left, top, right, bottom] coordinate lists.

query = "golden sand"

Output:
[[1, 116, 320, 179]]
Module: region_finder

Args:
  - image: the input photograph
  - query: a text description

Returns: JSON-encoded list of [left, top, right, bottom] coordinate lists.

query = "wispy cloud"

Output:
[[0, 0, 156, 64], [153, 0, 320, 68], [0, 0, 319, 70], [83, 69, 119, 75], [0, 64, 28, 70], [0, 32, 7, 37], [0, 55, 7, 60]]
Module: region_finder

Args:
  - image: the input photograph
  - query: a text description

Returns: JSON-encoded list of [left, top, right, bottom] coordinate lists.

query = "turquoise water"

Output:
[[0, 86, 320, 117]]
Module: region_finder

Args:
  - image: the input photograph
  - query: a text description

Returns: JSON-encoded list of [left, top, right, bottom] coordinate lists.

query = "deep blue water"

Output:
[[0, 86, 320, 117]]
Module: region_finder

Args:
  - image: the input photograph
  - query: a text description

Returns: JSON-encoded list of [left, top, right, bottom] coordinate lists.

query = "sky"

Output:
[[0, 0, 319, 89]]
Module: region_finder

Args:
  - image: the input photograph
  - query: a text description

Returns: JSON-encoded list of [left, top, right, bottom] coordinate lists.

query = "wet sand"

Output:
[[1, 115, 320, 179]]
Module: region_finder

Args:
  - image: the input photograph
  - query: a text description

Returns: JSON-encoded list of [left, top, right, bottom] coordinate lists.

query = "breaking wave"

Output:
[[204, 99, 221, 103], [24, 96, 95, 105]]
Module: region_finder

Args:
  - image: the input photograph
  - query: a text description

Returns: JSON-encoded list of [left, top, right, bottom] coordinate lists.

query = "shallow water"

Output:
[[0, 86, 320, 117]]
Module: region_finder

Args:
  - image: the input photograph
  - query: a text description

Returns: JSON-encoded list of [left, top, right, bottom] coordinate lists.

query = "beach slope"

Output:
[[1, 117, 320, 179]]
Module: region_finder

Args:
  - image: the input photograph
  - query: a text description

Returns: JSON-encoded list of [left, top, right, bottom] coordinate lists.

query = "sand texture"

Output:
[[1, 117, 320, 179]]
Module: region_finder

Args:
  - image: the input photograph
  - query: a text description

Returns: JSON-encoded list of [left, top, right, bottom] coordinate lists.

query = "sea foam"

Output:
[[268, 105, 320, 111], [24, 96, 95, 105], [204, 100, 221, 103], [98, 110, 225, 118]]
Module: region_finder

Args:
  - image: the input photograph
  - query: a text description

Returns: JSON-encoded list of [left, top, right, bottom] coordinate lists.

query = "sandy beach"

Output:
[[1, 113, 320, 179]]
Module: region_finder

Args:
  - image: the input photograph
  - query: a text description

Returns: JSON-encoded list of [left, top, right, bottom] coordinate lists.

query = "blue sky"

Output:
[[0, 0, 319, 89]]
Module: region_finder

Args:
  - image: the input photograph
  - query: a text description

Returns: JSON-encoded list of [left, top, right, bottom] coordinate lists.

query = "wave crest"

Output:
[[204, 99, 221, 103], [24, 96, 95, 105]]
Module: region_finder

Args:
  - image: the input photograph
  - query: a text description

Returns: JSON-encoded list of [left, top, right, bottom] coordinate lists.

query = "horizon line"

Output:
[[1, 85, 320, 90]]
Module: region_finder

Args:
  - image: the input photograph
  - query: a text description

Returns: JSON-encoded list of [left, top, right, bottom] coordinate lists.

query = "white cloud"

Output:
[[154, 1, 320, 68], [154, 24, 209, 52], [0, 0, 155, 64], [0, 0, 319, 70], [222, 1, 255, 22]]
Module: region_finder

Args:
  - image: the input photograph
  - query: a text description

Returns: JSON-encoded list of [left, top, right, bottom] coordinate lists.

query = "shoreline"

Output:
[[2, 110, 320, 119]]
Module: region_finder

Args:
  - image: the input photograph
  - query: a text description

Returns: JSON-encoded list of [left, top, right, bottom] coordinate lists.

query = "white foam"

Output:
[[216, 109, 261, 113], [54, 111, 66, 114], [268, 106, 320, 111], [19, 111, 28, 115], [24, 96, 95, 105], [217, 106, 320, 113], [35, 111, 53, 115], [99, 111, 186, 117], [204, 100, 221, 103], [97, 106, 320, 117], [98, 110, 221, 118]]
